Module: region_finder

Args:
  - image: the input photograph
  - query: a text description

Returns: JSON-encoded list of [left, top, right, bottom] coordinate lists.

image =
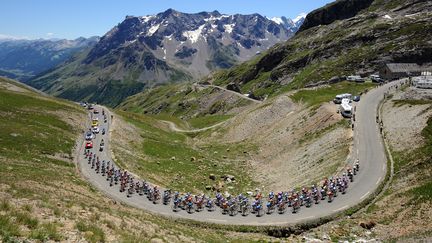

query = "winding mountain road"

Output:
[[160, 120, 227, 133], [201, 84, 263, 104], [77, 80, 402, 226]]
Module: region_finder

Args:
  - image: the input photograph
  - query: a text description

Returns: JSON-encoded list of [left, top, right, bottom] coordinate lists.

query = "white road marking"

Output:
[[299, 216, 314, 220], [361, 191, 370, 200], [333, 205, 349, 212], [272, 221, 288, 225], [209, 219, 228, 222], [376, 177, 382, 185]]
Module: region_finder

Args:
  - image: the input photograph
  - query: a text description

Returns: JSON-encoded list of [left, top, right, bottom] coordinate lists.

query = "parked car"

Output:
[[333, 93, 352, 104], [370, 74, 384, 83], [85, 141, 93, 149], [94, 109, 99, 114], [353, 96, 361, 102], [102, 128, 106, 135]]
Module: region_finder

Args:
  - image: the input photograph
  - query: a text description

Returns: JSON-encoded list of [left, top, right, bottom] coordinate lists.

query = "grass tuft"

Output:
[[76, 221, 106, 243]]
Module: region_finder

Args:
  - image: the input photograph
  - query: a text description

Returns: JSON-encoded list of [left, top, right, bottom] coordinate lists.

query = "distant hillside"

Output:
[[211, 0, 432, 98], [28, 9, 304, 106], [0, 37, 99, 81]]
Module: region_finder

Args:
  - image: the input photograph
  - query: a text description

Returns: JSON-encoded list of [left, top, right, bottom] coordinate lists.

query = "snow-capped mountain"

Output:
[[270, 13, 307, 33], [84, 9, 298, 77], [29, 9, 303, 105]]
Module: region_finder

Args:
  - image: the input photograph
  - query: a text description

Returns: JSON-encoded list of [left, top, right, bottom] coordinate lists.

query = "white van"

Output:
[[333, 94, 352, 104], [340, 103, 353, 118], [347, 75, 365, 83]]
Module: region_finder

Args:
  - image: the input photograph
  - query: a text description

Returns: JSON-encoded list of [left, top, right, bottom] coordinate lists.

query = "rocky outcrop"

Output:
[[299, 0, 375, 32]]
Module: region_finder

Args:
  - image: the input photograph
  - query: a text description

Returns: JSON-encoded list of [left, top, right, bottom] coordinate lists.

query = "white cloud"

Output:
[[46, 32, 55, 37]]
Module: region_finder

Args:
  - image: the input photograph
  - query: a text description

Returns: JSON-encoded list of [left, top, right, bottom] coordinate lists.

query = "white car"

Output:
[[92, 126, 100, 134]]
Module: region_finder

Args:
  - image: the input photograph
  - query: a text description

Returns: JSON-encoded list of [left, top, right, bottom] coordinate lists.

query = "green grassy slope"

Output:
[[118, 82, 253, 122], [113, 111, 255, 194]]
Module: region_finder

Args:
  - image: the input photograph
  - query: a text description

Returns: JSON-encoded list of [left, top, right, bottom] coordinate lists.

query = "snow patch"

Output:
[[163, 48, 167, 60], [148, 24, 160, 36], [383, 14, 392, 19], [293, 13, 307, 23], [183, 24, 205, 43], [271, 17, 284, 25], [141, 15, 154, 23], [224, 24, 235, 34]]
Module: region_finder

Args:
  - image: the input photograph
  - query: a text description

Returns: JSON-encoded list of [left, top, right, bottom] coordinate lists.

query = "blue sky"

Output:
[[0, 0, 334, 40]]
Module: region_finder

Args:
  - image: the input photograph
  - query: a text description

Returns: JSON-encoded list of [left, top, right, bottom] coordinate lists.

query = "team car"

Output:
[[85, 141, 93, 149], [85, 131, 93, 140], [92, 118, 99, 127], [92, 126, 100, 134]]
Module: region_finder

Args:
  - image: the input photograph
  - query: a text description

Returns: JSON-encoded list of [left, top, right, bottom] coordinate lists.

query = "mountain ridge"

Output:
[[209, 0, 432, 98], [28, 9, 304, 106]]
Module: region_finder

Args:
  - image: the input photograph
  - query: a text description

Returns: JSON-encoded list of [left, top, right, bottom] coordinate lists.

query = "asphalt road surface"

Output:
[[77, 80, 402, 226]]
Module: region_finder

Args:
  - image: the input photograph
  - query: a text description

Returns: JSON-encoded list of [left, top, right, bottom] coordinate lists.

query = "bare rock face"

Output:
[[226, 83, 241, 93], [299, 0, 375, 32]]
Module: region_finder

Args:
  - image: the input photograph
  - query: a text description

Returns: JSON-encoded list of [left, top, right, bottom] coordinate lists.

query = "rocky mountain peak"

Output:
[[28, 9, 306, 105]]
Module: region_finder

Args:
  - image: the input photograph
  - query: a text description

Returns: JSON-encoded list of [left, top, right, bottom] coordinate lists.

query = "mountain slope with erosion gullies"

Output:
[[211, 0, 432, 99], [28, 9, 304, 106]]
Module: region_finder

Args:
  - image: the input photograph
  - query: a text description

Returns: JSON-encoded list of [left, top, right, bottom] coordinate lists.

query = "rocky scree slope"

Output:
[[28, 9, 303, 106], [211, 0, 432, 99], [0, 37, 98, 81]]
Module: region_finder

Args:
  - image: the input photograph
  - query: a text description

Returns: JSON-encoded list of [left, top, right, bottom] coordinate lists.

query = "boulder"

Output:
[[209, 174, 216, 180], [226, 82, 241, 93], [359, 221, 376, 230]]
